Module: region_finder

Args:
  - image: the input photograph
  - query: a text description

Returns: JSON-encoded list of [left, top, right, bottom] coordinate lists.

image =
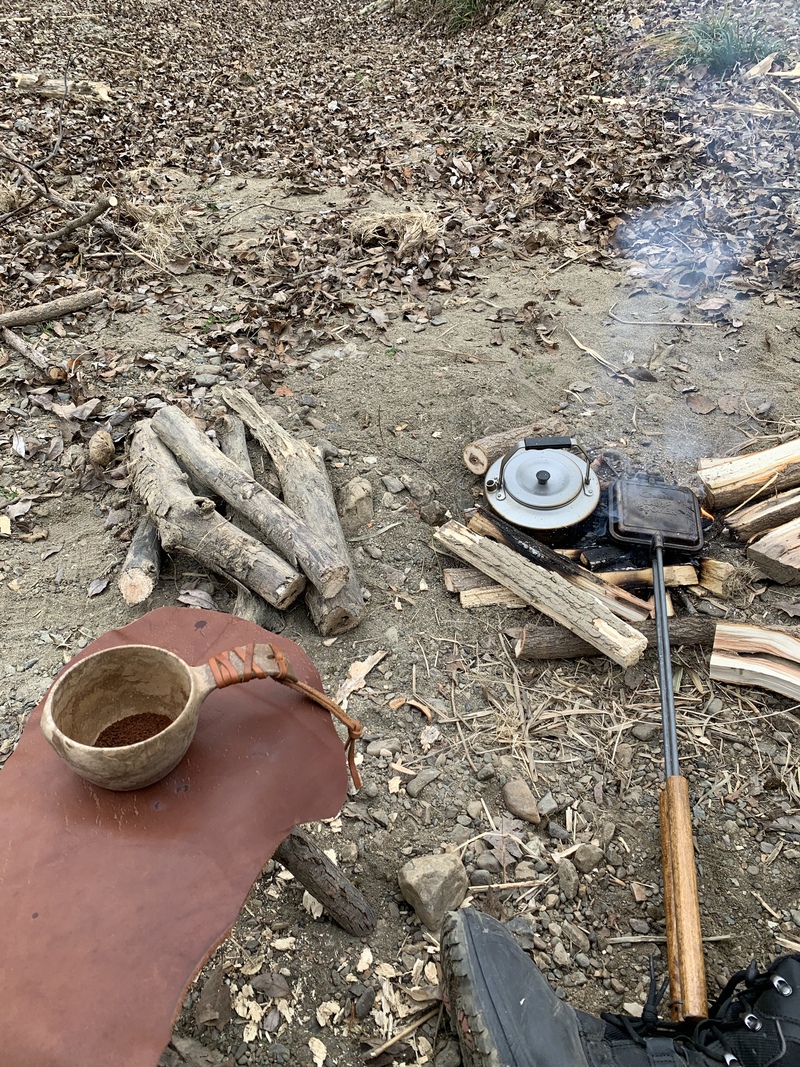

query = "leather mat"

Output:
[[0, 607, 348, 1067]]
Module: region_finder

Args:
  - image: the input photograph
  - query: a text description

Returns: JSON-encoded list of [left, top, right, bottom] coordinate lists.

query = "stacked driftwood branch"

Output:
[[123, 391, 366, 636]]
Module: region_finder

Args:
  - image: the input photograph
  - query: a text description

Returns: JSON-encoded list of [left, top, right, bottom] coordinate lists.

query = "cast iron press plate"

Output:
[[608, 476, 704, 552]]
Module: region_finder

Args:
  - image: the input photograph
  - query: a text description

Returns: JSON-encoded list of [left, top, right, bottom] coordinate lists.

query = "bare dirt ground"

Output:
[[2, 0, 800, 1064]]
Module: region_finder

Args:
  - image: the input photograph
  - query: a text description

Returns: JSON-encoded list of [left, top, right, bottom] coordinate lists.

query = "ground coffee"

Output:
[[94, 712, 173, 747]]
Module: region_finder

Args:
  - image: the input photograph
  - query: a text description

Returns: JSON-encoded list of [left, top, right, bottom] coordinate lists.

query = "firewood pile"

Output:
[[434, 429, 800, 705], [119, 388, 366, 637]]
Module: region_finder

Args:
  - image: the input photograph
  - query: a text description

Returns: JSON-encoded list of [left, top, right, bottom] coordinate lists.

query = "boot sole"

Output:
[[441, 911, 519, 1067]]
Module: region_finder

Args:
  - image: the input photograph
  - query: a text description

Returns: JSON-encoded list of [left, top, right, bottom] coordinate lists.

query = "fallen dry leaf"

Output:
[[685, 394, 717, 415], [195, 963, 231, 1032], [87, 576, 110, 597]]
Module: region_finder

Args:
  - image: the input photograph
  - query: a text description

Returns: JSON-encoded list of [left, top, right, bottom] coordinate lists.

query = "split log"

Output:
[[593, 565, 698, 589], [698, 559, 737, 598], [216, 412, 285, 632], [461, 586, 526, 609], [128, 422, 304, 610], [151, 406, 348, 599], [727, 486, 800, 542], [118, 515, 161, 605], [0, 288, 104, 330], [1, 327, 49, 372], [30, 195, 117, 246], [273, 827, 376, 937], [516, 616, 718, 661], [219, 387, 366, 636], [433, 520, 647, 667], [466, 509, 651, 624], [697, 439, 800, 509], [747, 517, 800, 585], [710, 622, 800, 702], [462, 419, 567, 475]]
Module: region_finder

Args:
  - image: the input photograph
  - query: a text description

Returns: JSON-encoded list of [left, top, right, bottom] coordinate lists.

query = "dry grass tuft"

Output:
[[349, 210, 441, 258], [122, 199, 192, 267], [0, 180, 25, 214]]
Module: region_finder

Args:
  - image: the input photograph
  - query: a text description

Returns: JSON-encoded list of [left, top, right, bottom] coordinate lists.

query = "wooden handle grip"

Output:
[[660, 776, 708, 1021]]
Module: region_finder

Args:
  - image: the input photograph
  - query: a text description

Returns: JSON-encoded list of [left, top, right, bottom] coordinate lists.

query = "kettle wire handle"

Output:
[[488, 436, 591, 498]]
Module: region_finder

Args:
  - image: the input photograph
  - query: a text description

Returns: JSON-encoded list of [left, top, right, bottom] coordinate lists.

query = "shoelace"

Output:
[[602, 956, 797, 1066]]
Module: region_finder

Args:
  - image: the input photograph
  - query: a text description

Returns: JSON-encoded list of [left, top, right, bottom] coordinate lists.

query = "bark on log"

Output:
[[462, 420, 567, 475], [273, 827, 376, 937], [151, 406, 348, 599], [697, 439, 800, 509], [118, 515, 161, 605], [516, 616, 718, 661], [219, 387, 366, 636], [727, 486, 800, 542], [466, 509, 651, 624], [0, 288, 104, 330], [216, 413, 285, 632], [128, 422, 305, 610], [433, 520, 647, 667], [1, 327, 49, 371]]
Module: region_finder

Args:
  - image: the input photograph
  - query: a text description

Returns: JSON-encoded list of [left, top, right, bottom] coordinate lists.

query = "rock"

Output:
[[476, 765, 495, 781], [194, 373, 219, 386], [400, 473, 434, 503], [561, 921, 591, 954], [557, 859, 579, 900], [631, 723, 658, 742], [466, 800, 483, 820], [502, 778, 541, 824], [552, 940, 571, 968], [599, 821, 616, 849], [337, 476, 374, 532], [435, 1039, 463, 1067], [419, 500, 447, 525], [476, 851, 501, 874], [514, 861, 539, 881], [469, 869, 493, 887], [366, 738, 401, 756], [573, 843, 604, 874], [355, 987, 376, 1019], [407, 768, 441, 798], [623, 1002, 643, 1018], [615, 743, 634, 769], [88, 430, 115, 469], [629, 918, 650, 934], [537, 791, 558, 818], [398, 853, 468, 931], [381, 474, 405, 494], [574, 952, 593, 970]]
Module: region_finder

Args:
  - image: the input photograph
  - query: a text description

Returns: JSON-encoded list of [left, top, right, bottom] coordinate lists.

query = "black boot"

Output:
[[440, 908, 800, 1067]]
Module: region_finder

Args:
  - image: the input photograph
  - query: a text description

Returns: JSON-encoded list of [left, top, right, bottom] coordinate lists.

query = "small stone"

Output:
[[466, 800, 483, 820], [629, 918, 650, 935], [615, 743, 634, 769], [366, 738, 401, 756], [407, 768, 441, 798], [514, 861, 539, 881], [355, 987, 376, 1019], [476, 852, 501, 874], [561, 920, 591, 954], [104, 507, 130, 529], [434, 1039, 463, 1067], [337, 476, 374, 532], [383, 626, 400, 648], [469, 869, 493, 887], [599, 821, 616, 849], [623, 1003, 643, 1018], [419, 500, 447, 525], [382, 474, 405, 493], [476, 765, 495, 781], [552, 940, 571, 968], [537, 791, 558, 818], [631, 723, 658, 742], [88, 430, 115, 469], [194, 373, 219, 386], [573, 843, 604, 874], [574, 952, 593, 970], [400, 473, 434, 503], [557, 859, 579, 900], [502, 778, 541, 824], [398, 853, 468, 931]]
